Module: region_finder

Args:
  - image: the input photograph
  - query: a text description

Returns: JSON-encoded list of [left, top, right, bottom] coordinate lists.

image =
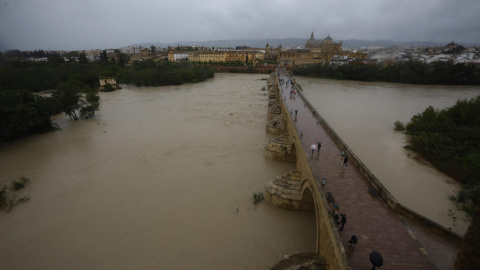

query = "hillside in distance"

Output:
[[132, 38, 480, 49]]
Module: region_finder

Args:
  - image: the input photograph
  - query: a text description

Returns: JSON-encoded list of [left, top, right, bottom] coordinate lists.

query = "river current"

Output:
[[1, 73, 478, 269], [0, 74, 315, 270]]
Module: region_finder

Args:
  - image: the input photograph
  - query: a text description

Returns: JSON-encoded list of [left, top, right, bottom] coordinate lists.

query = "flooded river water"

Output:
[[0, 74, 316, 270], [299, 77, 480, 235], [2, 73, 478, 269]]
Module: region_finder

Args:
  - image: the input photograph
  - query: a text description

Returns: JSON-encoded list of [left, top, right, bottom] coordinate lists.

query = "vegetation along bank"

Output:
[[0, 55, 214, 143]]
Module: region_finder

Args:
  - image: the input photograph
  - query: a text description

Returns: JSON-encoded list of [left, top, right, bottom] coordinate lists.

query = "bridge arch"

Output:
[[288, 141, 297, 163], [298, 180, 315, 211]]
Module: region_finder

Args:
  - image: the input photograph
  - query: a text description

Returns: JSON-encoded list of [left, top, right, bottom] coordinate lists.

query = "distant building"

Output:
[[167, 48, 264, 65], [99, 77, 119, 91], [265, 43, 282, 60], [278, 33, 367, 66], [189, 50, 226, 62], [168, 52, 189, 62], [216, 47, 235, 51], [140, 48, 150, 57], [225, 50, 264, 65]]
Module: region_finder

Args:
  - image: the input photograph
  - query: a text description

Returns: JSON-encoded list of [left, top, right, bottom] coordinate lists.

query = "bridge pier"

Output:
[[264, 134, 297, 162], [266, 114, 285, 134], [265, 170, 315, 211], [267, 100, 281, 120]]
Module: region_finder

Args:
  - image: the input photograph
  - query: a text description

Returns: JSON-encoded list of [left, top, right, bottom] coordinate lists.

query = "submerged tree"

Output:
[[405, 96, 480, 216], [52, 80, 99, 120], [0, 90, 59, 141]]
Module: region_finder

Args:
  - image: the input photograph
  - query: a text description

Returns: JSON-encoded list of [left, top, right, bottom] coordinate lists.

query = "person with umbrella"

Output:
[[369, 251, 383, 269], [348, 235, 358, 250], [310, 144, 317, 155]]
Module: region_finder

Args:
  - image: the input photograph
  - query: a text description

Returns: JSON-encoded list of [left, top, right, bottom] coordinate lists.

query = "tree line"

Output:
[[122, 60, 214, 86], [0, 49, 61, 59], [0, 55, 214, 143], [400, 96, 480, 216], [294, 60, 480, 85]]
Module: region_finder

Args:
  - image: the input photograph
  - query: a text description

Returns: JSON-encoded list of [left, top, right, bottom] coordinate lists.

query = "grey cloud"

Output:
[[1, 0, 479, 51]]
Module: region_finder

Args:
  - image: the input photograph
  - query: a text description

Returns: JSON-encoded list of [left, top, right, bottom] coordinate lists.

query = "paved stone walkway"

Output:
[[278, 70, 435, 270]]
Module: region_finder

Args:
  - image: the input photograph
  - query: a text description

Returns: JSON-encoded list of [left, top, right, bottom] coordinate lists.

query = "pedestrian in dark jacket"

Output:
[[348, 235, 358, 249], [339, 214, 346, 231], [342, 156, 348, 168]]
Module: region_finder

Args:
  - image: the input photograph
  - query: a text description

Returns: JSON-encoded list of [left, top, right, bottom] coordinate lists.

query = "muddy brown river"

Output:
[[1, 73, 478, 269], [0, 74, 316, 270]]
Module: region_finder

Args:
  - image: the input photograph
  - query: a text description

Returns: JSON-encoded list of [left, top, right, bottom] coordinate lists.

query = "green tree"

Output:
[[0, 90, 58, 142], [52, 80, 98, 120], [102, 83, 115, 92], [47, 54, 65, 66], [52, 81, 82, 120], [150, 45, 156, 55], [405, 96, 480, 216], [85, 90, 100, 102], [393, 121, 406, 131], [79, 52, 88, 64], [4, 50, 22, 59], [117, 53, 130, 67], [63, 51, 79, 58], [99, 50, 108, 63]]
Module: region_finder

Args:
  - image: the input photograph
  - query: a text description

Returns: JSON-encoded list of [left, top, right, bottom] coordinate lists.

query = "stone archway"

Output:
[[298, 184, 315, 211], [288, 142, 297, 163]]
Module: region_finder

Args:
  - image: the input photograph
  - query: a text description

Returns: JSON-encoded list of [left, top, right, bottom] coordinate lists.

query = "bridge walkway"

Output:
[[278, 70, 434, 270]]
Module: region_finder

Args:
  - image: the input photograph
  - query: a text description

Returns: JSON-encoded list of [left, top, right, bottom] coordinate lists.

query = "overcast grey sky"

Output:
[[1, 0, 479, 51]]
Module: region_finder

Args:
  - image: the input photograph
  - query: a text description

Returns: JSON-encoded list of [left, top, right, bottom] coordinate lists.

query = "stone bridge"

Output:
[[264, 70, 348, 269], [262, 69, 457, 270]]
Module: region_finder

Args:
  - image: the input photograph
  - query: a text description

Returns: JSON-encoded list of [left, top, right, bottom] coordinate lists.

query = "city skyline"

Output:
[[1, 0, 480, 51]]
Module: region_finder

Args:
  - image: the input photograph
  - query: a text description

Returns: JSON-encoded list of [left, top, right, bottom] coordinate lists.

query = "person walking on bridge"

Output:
[[342, 156, 348, 168], [348, 235, 358, 250], [339, 213, 346, 231], [311, 144, 317, 155]]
